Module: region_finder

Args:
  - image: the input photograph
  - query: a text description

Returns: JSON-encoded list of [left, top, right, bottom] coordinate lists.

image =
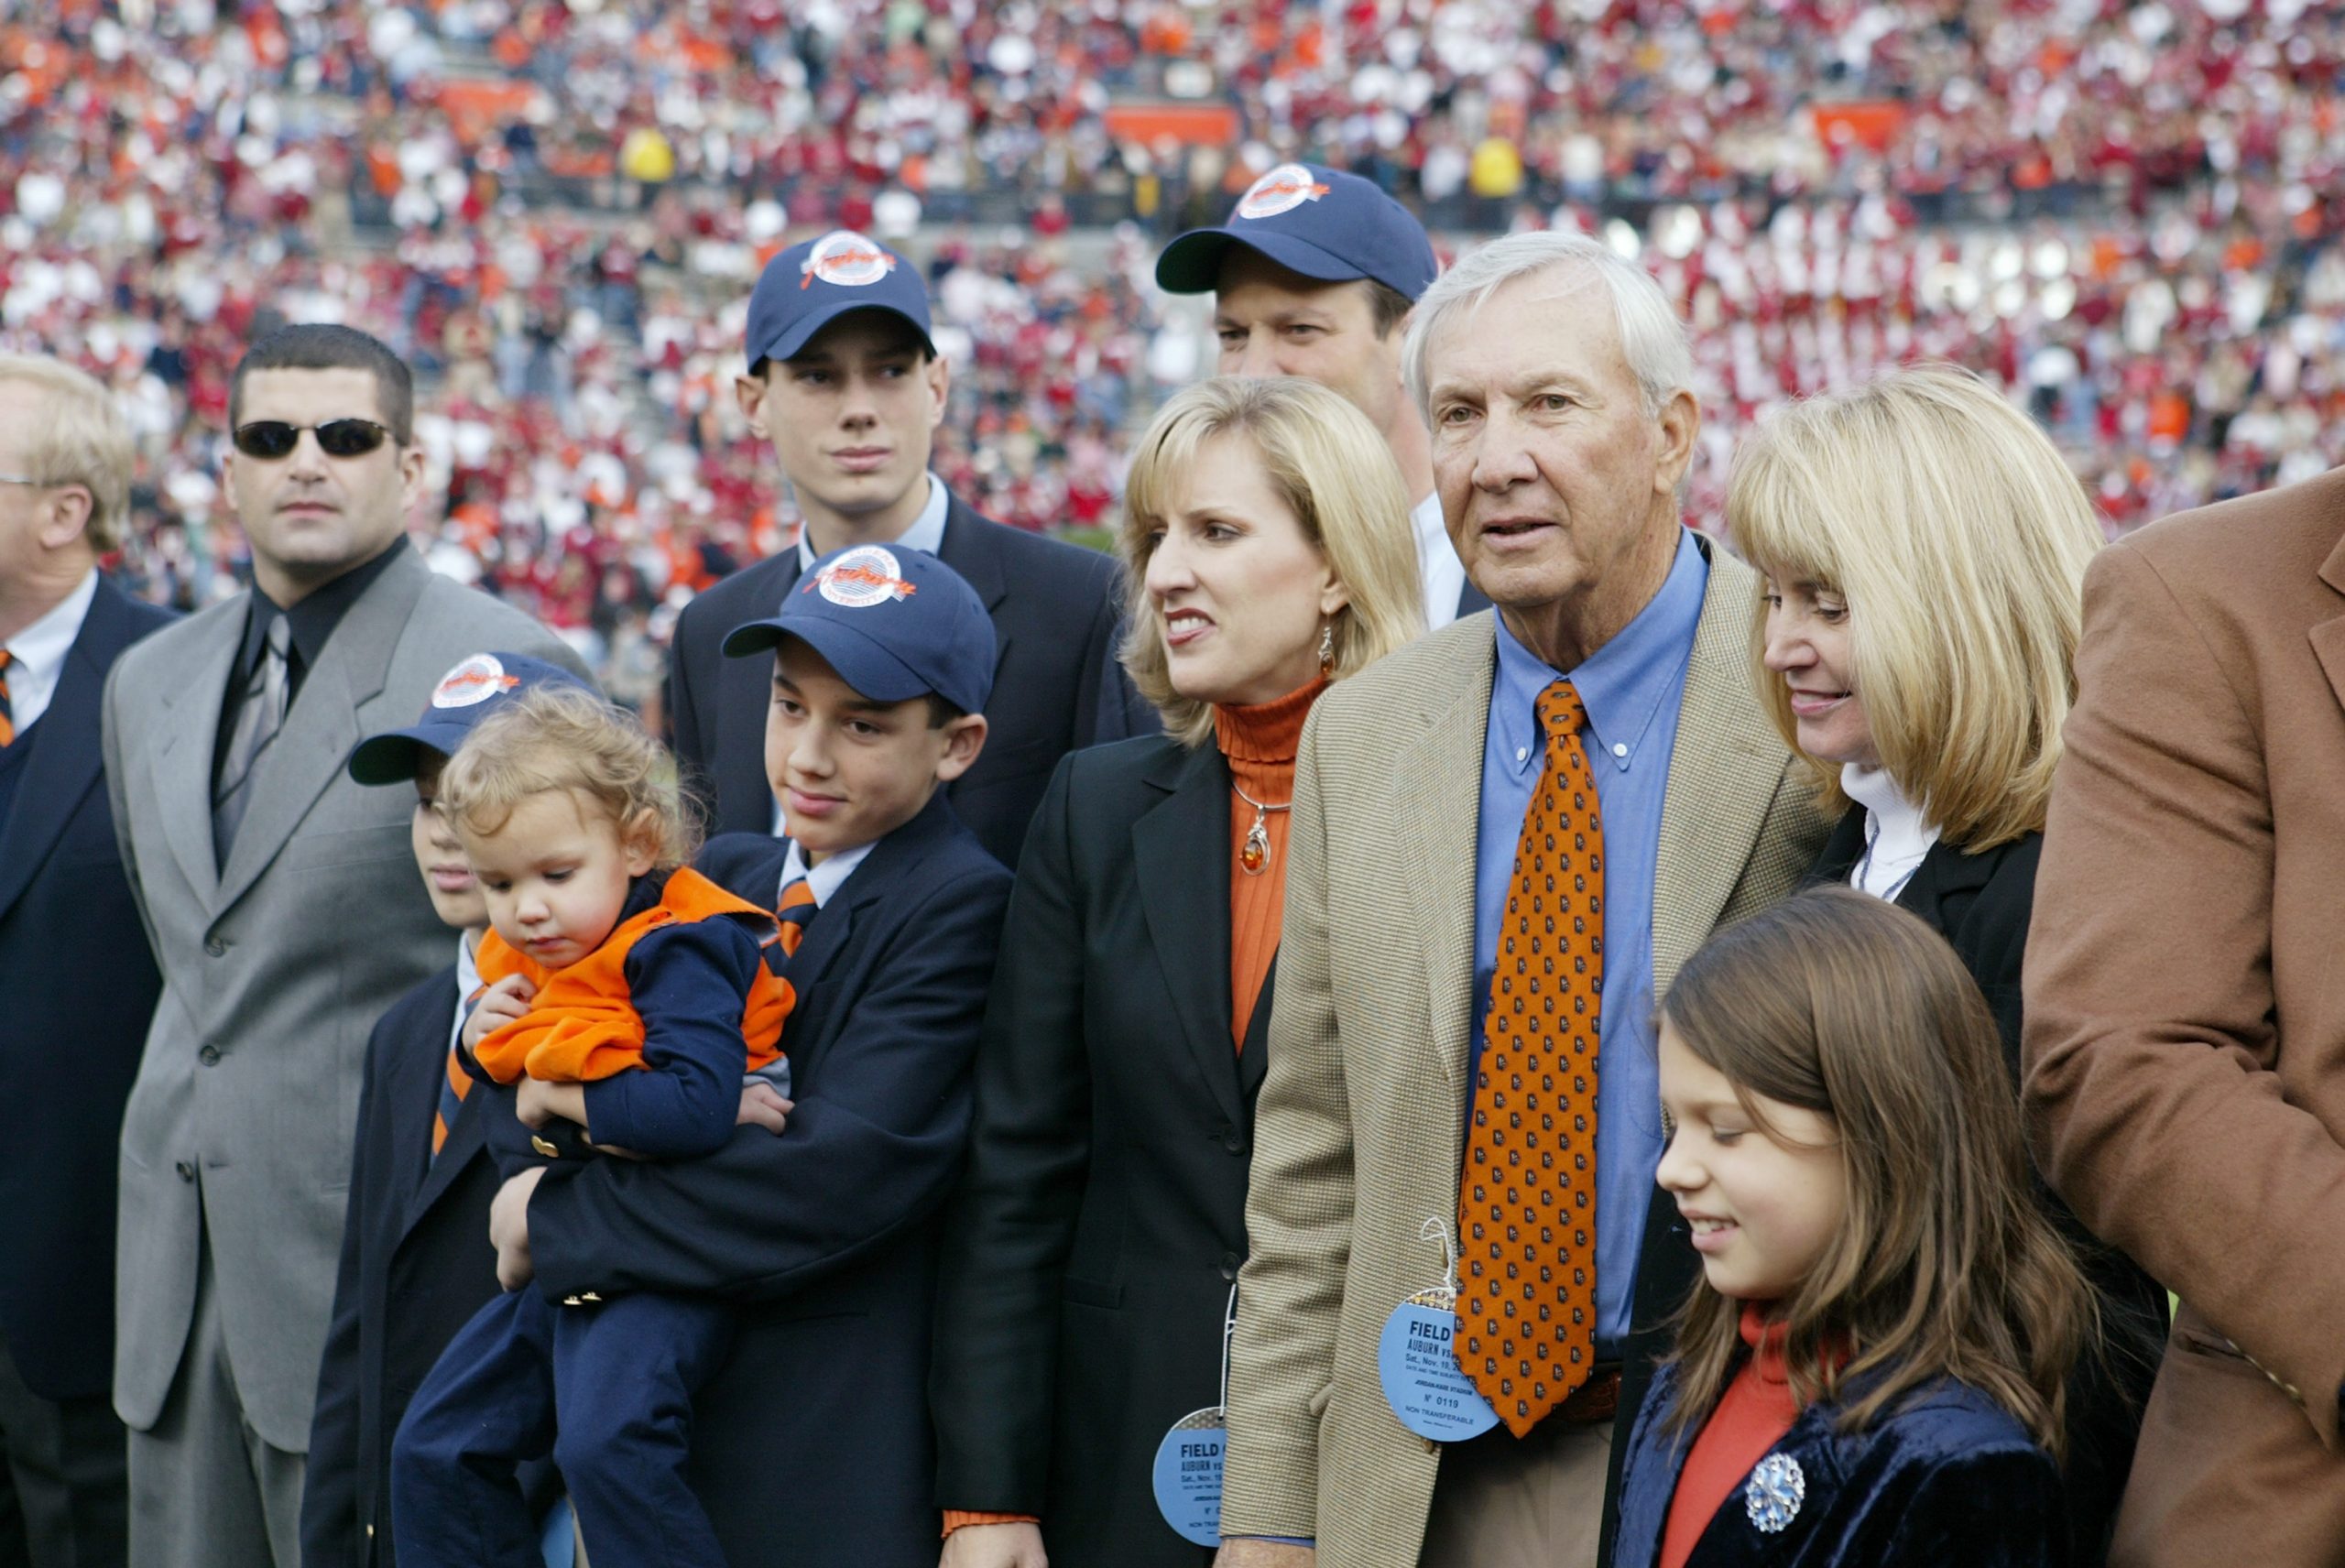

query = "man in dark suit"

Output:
[[0, 353, 175, 1568], [666, 229, 1148, 869], [1154, 162, 1489, 629]]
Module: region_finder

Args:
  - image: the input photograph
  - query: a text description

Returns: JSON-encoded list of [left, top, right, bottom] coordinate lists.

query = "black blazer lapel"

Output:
[[1894, 836, 2001, 932], [0, 585, 125, 920], [775, 792, 960, 1012], [399, 984, 482, 1232], [1130, 741, 1246, 1130], [714, 556, 802, 836], [935, 498, 1015, 688], [1238, 949, 1277, 1108], [1805, 806, 1864, 887]]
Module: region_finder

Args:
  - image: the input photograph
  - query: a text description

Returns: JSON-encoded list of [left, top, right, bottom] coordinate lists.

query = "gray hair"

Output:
[[0, 354, 134, 552], [1402, 231, 1696, 421]]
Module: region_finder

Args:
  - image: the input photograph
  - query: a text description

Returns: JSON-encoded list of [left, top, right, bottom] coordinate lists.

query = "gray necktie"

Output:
[[213, 615, 291, 865]]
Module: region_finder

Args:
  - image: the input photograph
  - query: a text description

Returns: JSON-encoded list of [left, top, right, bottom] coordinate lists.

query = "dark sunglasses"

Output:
[[230, 419, 394, 460]]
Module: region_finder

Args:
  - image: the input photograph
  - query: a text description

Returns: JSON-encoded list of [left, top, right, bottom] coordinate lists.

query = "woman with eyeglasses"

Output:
[[929, 377, 1427, 1568], [1729, 363, 2164, 1565]]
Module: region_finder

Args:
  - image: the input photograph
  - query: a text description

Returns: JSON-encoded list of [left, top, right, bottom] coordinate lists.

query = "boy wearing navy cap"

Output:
[[470, 546, 1014, 1568], [666, 229, 1150, 872], [302, 652, 588, 1568], [1155, 163, 1484, 629]]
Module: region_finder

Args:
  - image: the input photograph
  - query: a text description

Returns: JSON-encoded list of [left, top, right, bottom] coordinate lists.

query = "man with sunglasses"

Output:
[[664, 230, 1151, 872], [100, 324, 589, 1568]]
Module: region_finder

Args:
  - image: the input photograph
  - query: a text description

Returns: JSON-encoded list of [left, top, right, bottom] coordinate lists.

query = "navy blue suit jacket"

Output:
[[523, 794, 1012, 1568], [1613, 1361, 2070, 1568], [0, 574, 173, 1399], [302, 962, 542, 1568], [664, 495, 1151, 867]]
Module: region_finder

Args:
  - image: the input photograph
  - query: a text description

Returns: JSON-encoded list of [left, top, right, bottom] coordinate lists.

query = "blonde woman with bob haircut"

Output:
[[930, 376, 1424, 1568], [1729, 362, 2158, 1566]]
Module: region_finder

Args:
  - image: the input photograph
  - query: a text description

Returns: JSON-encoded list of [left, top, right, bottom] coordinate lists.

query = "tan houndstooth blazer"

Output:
[[1220, 536, 1827, 1564]]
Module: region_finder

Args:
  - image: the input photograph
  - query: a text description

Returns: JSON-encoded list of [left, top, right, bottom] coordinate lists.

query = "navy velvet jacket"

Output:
[[1614, 1361, 2070, 1568]]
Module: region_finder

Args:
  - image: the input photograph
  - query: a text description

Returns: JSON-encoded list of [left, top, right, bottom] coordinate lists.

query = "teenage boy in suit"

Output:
[[484, 543, 1014, 1568], [665, 230, 1150, 869], [300, 653, 588, 1568], [0, 352, 175, 1568]]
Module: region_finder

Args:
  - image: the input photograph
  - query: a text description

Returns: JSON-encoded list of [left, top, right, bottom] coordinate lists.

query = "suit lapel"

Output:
[[1238, 950, 1277, 1105], [717, 555, 802, 835], [151, 600, 243, 909], [1131, 742, 1244, 1128], [2307, 530, 2345, 719], [214, 551, 425, 912], [1394, 618, 1498, 1102], [936, 501, 1016, 688], [0, 583, 125, 920], [1652, 543, 1788, 999], [399, 985, 476, 1229]]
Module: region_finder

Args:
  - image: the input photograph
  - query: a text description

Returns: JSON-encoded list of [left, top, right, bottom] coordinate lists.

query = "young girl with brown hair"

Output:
[[1615, 886, 2096, 1568]]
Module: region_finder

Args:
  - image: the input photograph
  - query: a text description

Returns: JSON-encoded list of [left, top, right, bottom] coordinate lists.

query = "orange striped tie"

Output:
[[1456, 680, 1604, 1437], [0, 648, 14, 747], [776, 877, 816, 959], [432, 985, 489, 1158]]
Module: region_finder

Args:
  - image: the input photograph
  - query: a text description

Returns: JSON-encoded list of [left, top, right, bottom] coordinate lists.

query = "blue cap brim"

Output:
[[721, 619, 933, 705], [347, 726, 462, 786], [1155, 229, 1372, 295], [750, 302, 938, 369]]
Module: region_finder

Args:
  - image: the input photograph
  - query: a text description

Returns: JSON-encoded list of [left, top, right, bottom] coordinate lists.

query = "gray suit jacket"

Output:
[[1219, 538, 1831, 1565], [103, 544, 587, 1451]]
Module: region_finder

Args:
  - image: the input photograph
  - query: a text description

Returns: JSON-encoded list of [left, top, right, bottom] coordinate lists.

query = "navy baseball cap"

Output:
[[721, 544, 995, 716], [1155, 163, 1438, 300], [347, 652, 593, 785], [745, 230, 936, 372]]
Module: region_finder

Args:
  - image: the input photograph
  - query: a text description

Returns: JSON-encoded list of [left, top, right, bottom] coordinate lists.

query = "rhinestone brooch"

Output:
[[1744, 1453, 1805, 1533]]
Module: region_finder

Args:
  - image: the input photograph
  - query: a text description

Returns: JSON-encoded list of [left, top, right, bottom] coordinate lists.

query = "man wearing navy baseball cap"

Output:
[[1157, 163, 1486, 629], [666, 230, 1149, 870]]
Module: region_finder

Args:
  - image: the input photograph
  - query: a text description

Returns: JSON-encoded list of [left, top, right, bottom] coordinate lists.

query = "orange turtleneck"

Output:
[[1659, 1304, 1805, 1568], [1215, 675, 1328, 1052]]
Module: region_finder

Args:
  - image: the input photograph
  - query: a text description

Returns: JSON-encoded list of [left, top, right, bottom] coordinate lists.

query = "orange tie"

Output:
[[432, 985, 490, 1159], [0, 648, 15, 747], [1456, 680, 1604, 1437]]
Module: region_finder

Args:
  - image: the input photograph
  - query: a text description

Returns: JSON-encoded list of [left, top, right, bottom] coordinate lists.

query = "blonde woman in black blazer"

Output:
[[930, 378, 1426, 1568]]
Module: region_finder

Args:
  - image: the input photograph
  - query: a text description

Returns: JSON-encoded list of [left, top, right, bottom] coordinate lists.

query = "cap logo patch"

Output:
[[808, 545, 919, 607], [801, 230, 897, 290], [431, 653, 520, 708], [1237, 164, 1332, 220]]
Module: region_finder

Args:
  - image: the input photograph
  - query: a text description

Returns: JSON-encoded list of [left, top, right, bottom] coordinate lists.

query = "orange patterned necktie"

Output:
[[1456, 679, 1604, 1438], [0, 648, 14, 746]]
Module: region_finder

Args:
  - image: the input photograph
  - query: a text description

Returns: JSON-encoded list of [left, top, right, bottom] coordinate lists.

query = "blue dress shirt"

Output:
[[1470, 529, 1707, 1353]]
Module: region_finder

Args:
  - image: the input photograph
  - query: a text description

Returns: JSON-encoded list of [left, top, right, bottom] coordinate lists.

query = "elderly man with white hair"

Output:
[[1213, 231, 1828, 1568]]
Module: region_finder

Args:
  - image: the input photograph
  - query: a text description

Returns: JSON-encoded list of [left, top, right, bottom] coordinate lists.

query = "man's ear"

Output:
[[37, 485, 94, 550], [1652, 387, 1701, 498], [933, 712, 988, 783], [397, 441, 429, 517], [922, 351, 951, 433], [735, 371, 771, 436]]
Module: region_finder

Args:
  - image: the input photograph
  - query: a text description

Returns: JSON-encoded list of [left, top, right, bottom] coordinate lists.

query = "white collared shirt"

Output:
[[793, 472, 951, 575], [448, 931, 484, 1062], [777, 837, 875, 909], [1412, 492, 1467, 630], [2, 568, 97, 734], [1841, 763, 1940, 902]]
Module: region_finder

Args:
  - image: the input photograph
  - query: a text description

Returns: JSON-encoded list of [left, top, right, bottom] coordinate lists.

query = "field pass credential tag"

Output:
[[1379, 1289, 1500, 1441], [1151, 1407, 1227, 1546]]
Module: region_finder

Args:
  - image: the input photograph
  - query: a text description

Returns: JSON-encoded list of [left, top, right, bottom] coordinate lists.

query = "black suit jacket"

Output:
[[1807, 811, 2162, 1565], [0, 575, 172, 1399], [522, 796, 1012, 1568], [931, 737, 1273, 1568], [302, 964, 533, 1568], [666, 495, 1151, 867]]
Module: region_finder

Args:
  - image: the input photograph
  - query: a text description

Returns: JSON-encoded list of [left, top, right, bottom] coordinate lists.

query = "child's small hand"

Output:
[[464, 974, 536, 1052], [737, 1082, 793, 1136], [516, 1077, 589, 1130]]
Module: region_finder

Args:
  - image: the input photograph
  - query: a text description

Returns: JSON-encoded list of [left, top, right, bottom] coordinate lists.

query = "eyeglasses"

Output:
[[230, 419, 394, 461]]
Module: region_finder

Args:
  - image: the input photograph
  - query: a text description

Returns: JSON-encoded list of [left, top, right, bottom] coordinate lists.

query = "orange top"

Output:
[[1217, 677, 1329, 1051], [1659, 1305, 1804, 1568], [473, 866, 789, 1084]]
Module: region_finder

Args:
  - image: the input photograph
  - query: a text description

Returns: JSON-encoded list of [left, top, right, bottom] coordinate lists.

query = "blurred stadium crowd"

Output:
[[2, 0, 2340, 696]]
